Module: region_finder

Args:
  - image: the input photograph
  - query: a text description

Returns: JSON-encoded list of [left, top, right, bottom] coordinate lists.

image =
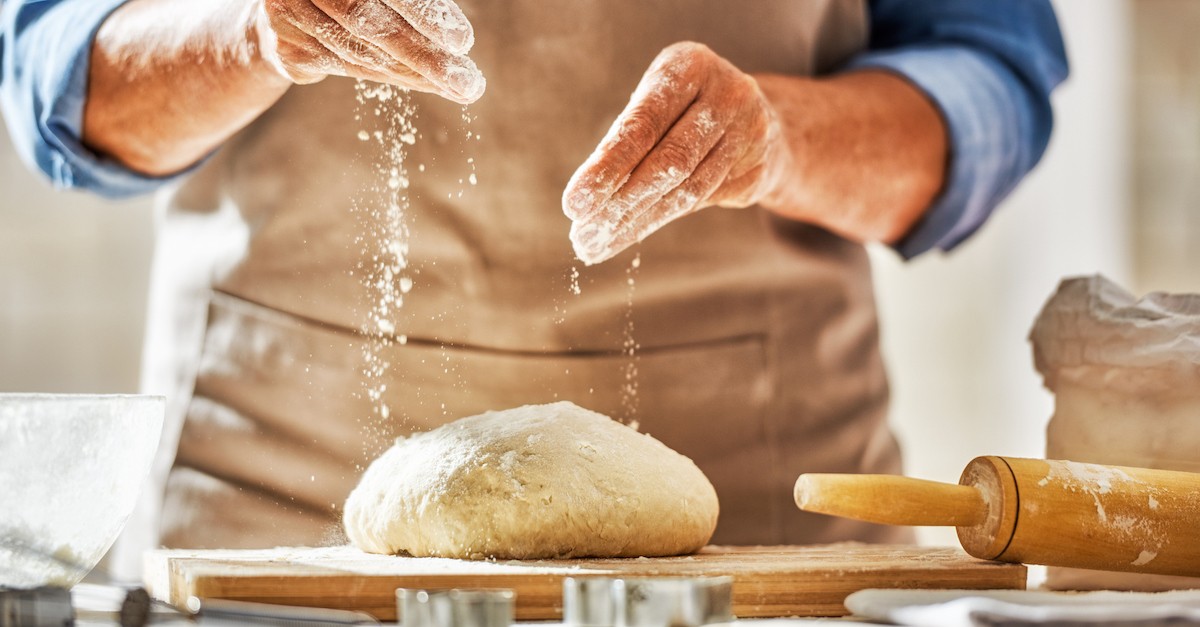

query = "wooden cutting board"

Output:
[[145, 544, 1026, 620]]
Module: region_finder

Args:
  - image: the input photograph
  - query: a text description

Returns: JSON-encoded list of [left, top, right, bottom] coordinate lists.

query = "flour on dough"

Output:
[[343, 401, 719, 559]]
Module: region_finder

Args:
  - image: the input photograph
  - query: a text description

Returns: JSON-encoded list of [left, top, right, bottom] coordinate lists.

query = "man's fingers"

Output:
[[336, 58, 441, 92], [276, 8, 442, 92], [568, 101, 727, 223], [564, 99, 729, 265], [563, 47, 703, 220], [277, 2, 396, 75], [284, 0, 482, 100], [612, 135, 744, 252], [309, 0, 484, 103], [362, 19, 484, 103], [563, 42, 785, 264], [571, 133, 741, 265], [336, 0, 480, 101], [379, 0, 474, 55]]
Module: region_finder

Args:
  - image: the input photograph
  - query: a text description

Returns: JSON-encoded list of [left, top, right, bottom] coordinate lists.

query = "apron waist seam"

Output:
[[212, 288, 770, 358]]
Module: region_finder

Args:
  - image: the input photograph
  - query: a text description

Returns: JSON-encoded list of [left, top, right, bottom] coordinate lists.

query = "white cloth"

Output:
[[845, 588, 1200, 626]]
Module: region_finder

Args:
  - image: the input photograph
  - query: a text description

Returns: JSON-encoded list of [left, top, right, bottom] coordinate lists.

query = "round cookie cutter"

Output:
[[396, 588, 514, 627], [563, 576, 734, 627]]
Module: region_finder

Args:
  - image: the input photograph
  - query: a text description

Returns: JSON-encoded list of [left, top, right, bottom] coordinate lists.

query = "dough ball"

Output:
[[343, 401, 718, 559]]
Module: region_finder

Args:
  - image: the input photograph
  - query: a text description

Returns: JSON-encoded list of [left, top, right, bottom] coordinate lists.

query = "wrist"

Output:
[[751, 74, 816, 217], [753, 97, 799, 210], [750, 71, 947, 244]]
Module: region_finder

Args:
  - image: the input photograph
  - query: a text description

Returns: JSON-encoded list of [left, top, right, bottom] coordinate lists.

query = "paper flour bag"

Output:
[[1030, 275, 1200, 591]]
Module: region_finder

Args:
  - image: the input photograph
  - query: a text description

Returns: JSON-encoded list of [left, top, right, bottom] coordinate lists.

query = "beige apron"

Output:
[[114, 0, 910, 580]]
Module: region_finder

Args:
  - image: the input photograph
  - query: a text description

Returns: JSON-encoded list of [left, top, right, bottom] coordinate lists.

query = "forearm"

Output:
[[83, 0, 290, 176], [755, 70, 947, 245]]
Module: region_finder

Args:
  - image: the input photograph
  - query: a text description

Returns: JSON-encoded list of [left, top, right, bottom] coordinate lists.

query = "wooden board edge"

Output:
[[165, 560, 1027, 620]]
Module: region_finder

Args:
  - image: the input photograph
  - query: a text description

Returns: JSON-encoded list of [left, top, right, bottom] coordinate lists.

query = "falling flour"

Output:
[[434, 106, 482, 412], [620, 253, 642, 424], [569, 267, 581, 296], [353, 81, 418, 451], [352, 87, 484, 439]]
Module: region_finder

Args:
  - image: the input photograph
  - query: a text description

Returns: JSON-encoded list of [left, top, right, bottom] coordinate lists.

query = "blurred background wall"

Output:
[[0, 0, 1193, 545], [1130, 0, 1200, 294], [0, 130, 153, 394]]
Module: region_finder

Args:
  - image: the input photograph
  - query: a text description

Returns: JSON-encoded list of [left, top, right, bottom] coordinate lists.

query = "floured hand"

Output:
[[253, 0, 485, 103], [563, 42, 790, 265]]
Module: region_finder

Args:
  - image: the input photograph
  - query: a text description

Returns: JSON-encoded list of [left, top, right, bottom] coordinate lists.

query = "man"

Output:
[[1, 0, 1066, 578]]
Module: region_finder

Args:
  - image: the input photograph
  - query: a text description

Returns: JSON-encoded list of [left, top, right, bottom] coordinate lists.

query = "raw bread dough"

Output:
[[343, 401, 718, 559]]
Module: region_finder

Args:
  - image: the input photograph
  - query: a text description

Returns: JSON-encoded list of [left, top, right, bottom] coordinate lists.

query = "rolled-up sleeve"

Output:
[[845, 0, 1069, 258], [1, 0, 178, 197]]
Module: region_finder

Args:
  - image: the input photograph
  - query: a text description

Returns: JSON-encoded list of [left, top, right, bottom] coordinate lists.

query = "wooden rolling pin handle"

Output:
[[795, 458, 1200, 578], [794, 474, 989, 527]]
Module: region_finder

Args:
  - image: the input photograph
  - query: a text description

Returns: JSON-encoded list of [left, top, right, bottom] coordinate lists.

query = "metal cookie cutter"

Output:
[[396, 589, 515, 627], [563, 576, 734, 627]]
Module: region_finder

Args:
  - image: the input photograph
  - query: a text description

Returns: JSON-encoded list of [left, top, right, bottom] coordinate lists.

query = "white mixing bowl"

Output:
[[0, 394, 164, 588]]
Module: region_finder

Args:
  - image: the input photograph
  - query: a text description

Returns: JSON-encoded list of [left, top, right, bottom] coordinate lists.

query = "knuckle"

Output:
[[618, 111, 660, 149], [709, 66, 754, 101]]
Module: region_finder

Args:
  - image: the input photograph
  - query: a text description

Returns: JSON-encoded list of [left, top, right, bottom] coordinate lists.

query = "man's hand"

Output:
[[563, 42, 786, 265], [255, 0, 485, 103], [562, 42, 948, 266]]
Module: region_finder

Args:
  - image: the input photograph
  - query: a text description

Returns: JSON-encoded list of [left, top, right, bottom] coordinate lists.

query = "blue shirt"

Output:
[[0, 0, 1068, 257]]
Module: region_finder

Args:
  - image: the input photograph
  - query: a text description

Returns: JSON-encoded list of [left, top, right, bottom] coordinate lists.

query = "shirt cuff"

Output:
[[844, 46, 1028, 259], [1, 0, 189, 197]]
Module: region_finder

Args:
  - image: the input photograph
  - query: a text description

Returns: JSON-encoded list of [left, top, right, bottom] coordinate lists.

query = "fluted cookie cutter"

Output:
[[396, 588, 515, 627], [563, 576, 734, 627]]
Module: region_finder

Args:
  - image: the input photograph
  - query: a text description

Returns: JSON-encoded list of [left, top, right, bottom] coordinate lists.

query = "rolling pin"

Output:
[[794, 456, 1200, 577]]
